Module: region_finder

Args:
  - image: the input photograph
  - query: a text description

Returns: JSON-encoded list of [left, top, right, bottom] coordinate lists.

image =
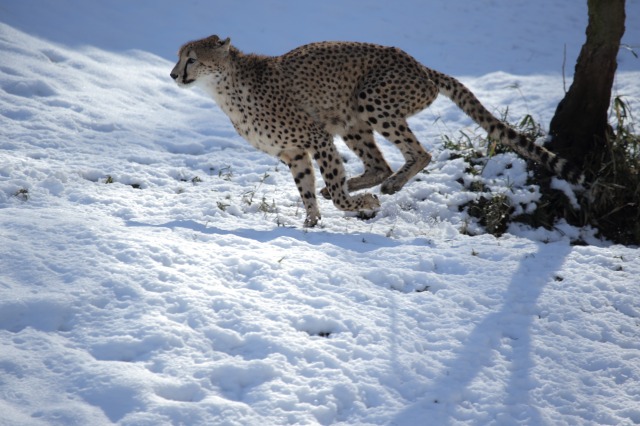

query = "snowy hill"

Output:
[[3, 0, 639, 75], [1, 1, 640, 425]]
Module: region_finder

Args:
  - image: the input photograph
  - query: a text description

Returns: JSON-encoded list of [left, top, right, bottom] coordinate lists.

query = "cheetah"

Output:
[[171, 35, 583, 227]]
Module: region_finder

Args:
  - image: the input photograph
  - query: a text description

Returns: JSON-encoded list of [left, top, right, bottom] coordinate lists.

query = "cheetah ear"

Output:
[[219, 37, 231, 50]]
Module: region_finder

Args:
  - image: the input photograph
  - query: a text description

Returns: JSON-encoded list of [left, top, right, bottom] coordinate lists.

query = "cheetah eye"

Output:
[[186, 58, 196, 65]]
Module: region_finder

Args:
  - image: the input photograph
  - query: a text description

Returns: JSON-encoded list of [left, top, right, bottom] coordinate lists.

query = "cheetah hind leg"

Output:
[[315, 138, 380, 219], [374, 119, 432, 195], [280, 150, 321, 227], [321, 124, 392, 200]]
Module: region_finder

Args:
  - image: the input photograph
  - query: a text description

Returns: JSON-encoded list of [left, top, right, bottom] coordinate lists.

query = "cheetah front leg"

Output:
[[314, 136, 380, 218], [279, 150, 321, 227]]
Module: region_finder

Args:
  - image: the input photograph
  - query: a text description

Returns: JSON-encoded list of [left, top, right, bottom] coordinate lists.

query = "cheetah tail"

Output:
[[427, 68, 585, 185]]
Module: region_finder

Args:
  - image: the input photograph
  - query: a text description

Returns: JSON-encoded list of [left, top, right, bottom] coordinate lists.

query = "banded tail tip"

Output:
[[563, 165, 585, 186]]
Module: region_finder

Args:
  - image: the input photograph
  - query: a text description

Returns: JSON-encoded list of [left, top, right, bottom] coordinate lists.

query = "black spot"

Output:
[[517, 136, 528, 147]]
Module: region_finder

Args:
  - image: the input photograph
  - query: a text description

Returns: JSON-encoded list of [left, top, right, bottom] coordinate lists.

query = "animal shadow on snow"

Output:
[[126, 219, 432, 253], [389, 242, 572, 424]]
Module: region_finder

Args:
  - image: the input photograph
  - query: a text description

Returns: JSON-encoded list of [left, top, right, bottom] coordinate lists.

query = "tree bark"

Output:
[[548, 0, 626, 174]]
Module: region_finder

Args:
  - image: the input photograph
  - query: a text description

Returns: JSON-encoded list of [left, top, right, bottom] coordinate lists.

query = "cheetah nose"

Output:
[[170, 72, 178, 80]]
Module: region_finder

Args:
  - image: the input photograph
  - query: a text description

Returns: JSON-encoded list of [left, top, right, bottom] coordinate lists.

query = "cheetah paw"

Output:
[[304, 214, 321, 228], [380, 179, 402, 195], [355, 193, 380, 220], [320, 187, 331, 200], [356, 210, 377, 220], [359, 193, 380, 210]]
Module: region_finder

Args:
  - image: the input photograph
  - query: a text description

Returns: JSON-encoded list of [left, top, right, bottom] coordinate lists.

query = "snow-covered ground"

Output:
[[1, 1, 639, 425]]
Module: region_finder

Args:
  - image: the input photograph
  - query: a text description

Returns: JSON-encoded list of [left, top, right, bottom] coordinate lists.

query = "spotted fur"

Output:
[[171, 35, 583, 227]]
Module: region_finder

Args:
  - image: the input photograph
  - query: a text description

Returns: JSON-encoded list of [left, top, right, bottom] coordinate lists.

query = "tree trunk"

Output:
[[548, 0, 626, 174], [541, 0, 640, 245]]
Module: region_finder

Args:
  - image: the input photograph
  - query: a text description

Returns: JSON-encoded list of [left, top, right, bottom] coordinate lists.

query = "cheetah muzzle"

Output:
[[171, 35, 583, 227]]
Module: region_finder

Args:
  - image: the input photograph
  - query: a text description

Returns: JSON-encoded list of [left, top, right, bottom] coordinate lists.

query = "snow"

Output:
[[1, 1, 640, 425]]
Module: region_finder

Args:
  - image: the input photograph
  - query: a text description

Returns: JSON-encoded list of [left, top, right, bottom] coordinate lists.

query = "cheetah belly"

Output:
[[231, 119, 283, 157]]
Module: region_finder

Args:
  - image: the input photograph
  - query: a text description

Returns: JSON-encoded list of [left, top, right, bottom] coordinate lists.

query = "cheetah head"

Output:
[[170, 35, 231, 87]]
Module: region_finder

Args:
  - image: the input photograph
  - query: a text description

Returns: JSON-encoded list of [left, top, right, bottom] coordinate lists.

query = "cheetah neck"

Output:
[[198, 52, 285, 156], [198, 50, 266, 113]]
